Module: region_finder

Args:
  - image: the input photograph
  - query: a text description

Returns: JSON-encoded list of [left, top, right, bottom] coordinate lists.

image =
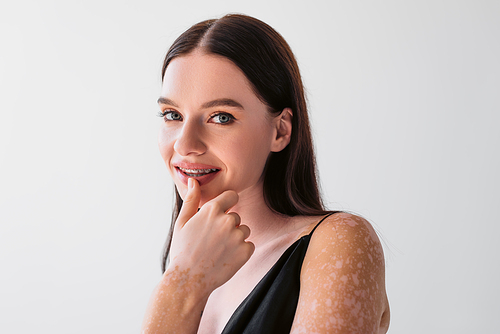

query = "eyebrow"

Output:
[[157, 97, 179, 107], [157, 97, 244, 110], [202, 98, 244, 110]]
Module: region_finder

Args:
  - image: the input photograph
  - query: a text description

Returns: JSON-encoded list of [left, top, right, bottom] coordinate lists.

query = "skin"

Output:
[[291, 213, 390, 333], [156, 49, 289, 207], [141, 49, 390, 333]]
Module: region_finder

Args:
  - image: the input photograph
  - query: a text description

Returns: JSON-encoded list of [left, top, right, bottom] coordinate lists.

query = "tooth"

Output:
[[178, 167, 218, 174]]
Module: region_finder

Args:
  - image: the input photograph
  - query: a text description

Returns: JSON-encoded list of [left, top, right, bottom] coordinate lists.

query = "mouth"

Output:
[[173, 163, 221, 186], [176, 167, 219, 177]]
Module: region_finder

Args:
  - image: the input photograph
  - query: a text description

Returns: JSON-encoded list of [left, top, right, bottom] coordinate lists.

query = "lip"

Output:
[[172, 162, 221, 186]]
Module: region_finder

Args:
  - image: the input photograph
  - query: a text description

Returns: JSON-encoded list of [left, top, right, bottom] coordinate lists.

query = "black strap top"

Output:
[[221, 213, 336, 334]]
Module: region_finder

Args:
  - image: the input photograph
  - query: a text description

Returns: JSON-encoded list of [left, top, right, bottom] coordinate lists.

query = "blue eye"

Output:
[[158, 110, 182, 121], [211, 113, 234, 124], [166, 111, 182, 121]]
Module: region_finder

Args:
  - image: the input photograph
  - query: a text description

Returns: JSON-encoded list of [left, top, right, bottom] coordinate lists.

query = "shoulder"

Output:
[[291, 212, 390, 333], [303, 212, 386, 290], [308, 212, 385, 265]]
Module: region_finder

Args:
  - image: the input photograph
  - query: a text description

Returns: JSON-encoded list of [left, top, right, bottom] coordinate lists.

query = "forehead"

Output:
[[161, 51, 258, 106]]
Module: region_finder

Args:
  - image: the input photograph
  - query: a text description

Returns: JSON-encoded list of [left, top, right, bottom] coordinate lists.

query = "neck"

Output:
[[229, 183, 294, 248]]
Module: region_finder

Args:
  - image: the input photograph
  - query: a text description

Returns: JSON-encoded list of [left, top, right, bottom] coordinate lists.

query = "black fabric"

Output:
[[221, 213, 335, 334]]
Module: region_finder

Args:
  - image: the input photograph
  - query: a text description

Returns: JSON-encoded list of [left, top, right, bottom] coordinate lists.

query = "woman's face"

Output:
[[158, 50, 279, 205]]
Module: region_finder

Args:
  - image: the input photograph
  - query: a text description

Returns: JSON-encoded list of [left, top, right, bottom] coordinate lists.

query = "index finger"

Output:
[[175, 178, 201, 230]]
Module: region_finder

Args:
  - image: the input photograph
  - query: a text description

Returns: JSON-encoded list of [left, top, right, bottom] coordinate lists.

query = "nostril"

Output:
[[173, 128, 207, 156]]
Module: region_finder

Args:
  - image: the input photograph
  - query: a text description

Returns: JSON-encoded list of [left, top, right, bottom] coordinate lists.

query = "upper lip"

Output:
[[173, 161, 221, 171]]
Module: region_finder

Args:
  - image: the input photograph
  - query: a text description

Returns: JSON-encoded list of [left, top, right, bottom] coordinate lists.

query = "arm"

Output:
[[141, 179, 254, 334], [141, 266, 211, 334], [290, 213, 390, 334]]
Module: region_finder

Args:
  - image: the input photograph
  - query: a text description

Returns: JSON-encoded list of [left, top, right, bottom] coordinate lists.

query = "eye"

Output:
[[157, 110, 182, 121], [166, 111, 182, 121], [211, 113, 235, 124]]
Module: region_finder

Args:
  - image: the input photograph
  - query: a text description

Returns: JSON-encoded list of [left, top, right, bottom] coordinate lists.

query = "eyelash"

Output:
[[157, 110, 236, 125], [157, 110, 182, 121], [209, 112, 236, 124]]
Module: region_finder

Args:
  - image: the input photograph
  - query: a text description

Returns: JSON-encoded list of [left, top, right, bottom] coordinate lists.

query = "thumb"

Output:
[[175, 178, 201, 230]]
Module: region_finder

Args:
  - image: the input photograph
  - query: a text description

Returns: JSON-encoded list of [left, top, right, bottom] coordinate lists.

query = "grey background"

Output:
[[1, 0, 499, 333]]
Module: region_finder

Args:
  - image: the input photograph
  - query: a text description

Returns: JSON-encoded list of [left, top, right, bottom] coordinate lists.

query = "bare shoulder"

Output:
[[309, 212, 385, 264], [290, 212, 390, 334]]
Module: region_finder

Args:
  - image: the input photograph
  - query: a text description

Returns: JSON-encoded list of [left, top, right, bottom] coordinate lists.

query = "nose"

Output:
[[173, 119, 207, 156]]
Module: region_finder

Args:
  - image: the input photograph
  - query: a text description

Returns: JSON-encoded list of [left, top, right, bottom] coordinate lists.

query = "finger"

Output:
[[245, 240, 255, 257], [226, 212, 241, 227], [237, 224, 251, 240], [240, 240, 255, 263], [176, 178, 201, 229], [206, 190, 239, 214]]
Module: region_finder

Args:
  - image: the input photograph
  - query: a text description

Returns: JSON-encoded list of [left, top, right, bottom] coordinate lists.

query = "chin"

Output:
[[174, 184, 219, 206]]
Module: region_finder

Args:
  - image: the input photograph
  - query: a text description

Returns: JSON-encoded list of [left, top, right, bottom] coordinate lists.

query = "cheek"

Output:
[[158, 127, 174, 162], [158, 129, 189, 199], [225, 127, 273, 179]]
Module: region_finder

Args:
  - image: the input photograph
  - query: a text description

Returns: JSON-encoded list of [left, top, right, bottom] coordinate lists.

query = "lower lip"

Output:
[[175, 167, 220, 186]]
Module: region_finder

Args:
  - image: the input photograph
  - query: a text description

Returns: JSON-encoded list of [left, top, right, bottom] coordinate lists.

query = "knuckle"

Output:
[[228, 212, 240, 224], [244, 242, 255, 258], [237, 225, 249, 238], [182, 197, 196, 209], [214, 201, 225, 212], [204, 201, 221, 214], [224, 214, 234, 225]]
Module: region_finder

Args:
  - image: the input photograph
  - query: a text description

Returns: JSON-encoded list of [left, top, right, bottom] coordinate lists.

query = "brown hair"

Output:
[[160, 14, 333, 272]]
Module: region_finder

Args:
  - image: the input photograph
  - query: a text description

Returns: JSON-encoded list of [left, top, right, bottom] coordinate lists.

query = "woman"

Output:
[[142, 14, 390, 334]]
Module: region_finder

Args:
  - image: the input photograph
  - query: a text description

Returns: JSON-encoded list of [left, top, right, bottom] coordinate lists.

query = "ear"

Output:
[[271, 108, 293, 152]]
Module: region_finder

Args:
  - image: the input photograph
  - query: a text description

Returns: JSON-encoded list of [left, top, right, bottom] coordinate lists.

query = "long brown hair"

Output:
[[160, 14, 333, 272]]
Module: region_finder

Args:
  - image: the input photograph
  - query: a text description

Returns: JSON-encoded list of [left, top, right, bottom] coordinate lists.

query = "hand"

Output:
[[168, 178, 255, 293]]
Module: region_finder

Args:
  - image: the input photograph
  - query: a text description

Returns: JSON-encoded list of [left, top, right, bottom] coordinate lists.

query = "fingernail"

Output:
[[188, 178, 193, 190]]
